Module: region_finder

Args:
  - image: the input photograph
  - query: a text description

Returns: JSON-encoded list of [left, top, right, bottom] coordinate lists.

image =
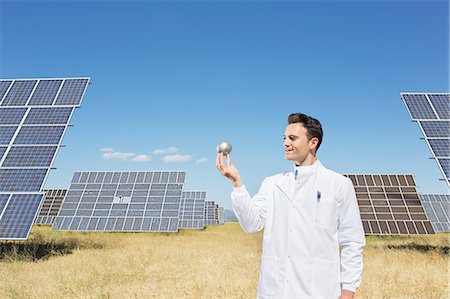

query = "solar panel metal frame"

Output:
[[401, 92, 450, 187], [0, 77, 90, 240], [53, 171, 186, 233], [344, 174, 435, 235]]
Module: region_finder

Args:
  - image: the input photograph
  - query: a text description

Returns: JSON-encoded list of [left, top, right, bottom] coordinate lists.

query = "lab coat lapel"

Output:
[[274, 172, 295, 202]]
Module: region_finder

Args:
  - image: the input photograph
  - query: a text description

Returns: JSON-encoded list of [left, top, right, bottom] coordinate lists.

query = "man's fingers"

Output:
[[226, 153, 231, 168]]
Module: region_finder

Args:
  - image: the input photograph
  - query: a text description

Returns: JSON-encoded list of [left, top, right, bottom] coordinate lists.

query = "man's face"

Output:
[[283, 123, 316, 164]]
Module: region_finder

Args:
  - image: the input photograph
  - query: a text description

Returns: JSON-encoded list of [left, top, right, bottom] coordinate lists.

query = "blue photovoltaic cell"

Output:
[[0, 126, 18, 144], [0, 169, 47, 192], [28, 80, 63, 106], [0, 81, 12, 101], [24, 107, 74, 124], [402, 94, 437, 120], [2, 146, 57, 167], [437, 158, 450, 177], [0, 108, 27, 124], [428, 94, 450, 120], [180, 191, 206, 229], [14, 126, 65, 145], [0, 193, 43, 239], [54, 79, 89, 106], [419, 121, 450, 138], [428, 139, 450, 157], [1, 80, 37, 106]]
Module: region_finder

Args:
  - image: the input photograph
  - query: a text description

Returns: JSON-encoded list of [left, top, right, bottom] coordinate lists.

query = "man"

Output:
[[216, 113, 365, 299]]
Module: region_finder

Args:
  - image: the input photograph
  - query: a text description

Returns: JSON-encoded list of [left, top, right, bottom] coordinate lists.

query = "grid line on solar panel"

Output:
[[24, 107, 74, 124], [428, 139, 450, 157], [27, 80, 63, 106], [1, 80, 38, 107], [0, 108, 27, 124], [402, 94, 438, 120], [2, 146, 58, 167], [418, 121, 450, 138], [428, 94, 450, 119], [0, 193, 43, 239], [13, 126, 66, 145], [0, 81, 12, 102], [0, 169, 48, 192], [54, 79, 89, 106], [0, 126, 18, 144]]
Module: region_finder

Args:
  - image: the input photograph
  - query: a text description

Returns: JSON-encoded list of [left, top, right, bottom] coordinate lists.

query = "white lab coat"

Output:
[[231, 161, 365, 299]]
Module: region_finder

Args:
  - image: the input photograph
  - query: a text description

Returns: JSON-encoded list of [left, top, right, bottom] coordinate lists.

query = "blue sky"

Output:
[[1, 0, 448, 209]]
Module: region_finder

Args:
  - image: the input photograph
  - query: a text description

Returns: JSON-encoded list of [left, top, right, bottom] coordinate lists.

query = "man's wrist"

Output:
[[233, 178, 242, 188]]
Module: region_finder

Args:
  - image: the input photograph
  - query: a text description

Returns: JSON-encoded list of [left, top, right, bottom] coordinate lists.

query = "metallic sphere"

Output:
[[217, 141, 232, 154]]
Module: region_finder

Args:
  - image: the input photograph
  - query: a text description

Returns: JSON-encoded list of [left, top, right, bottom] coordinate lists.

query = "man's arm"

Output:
[[337, 178, 366, 296], [216, 153, 267, 233]]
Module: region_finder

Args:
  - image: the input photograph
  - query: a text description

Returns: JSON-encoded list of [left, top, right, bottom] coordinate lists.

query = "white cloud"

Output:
[[153, 146, 178, 155], [100, 147, 114, 152], [162, 154, 192, 163], [101, 151, 136, 160], [195, 157, 208, 164], [130, 154, 151, 162]]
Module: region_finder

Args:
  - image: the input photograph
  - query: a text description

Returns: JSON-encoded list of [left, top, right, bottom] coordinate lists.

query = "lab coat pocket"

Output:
[[258, 255, 283, 297], [312, 257, 341, 298], [314, 200, 337, 232]]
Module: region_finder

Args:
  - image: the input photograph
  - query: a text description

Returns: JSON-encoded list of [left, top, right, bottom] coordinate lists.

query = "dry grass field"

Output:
[[0, 222, 448, 299]]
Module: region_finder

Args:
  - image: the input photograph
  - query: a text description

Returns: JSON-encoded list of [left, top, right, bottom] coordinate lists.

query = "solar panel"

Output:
[[0, 193, 44, 239], [428, 94, 450, 119], [419, 121, 450, 137], [401, 93, 450, 187], [344, 174, 434, 235], [35, 189, 67, 225], [420, 194, 450, 232], [0, 77, 90, 239], [53, 171, 186, 232], [218, 207, 226, 224], [204, 200, 218, 226], [179, 191, 206, 229], [1, 80, 37, 106]]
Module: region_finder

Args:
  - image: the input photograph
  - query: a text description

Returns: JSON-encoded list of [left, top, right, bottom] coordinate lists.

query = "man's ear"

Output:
[[309, 137, 319, 151]]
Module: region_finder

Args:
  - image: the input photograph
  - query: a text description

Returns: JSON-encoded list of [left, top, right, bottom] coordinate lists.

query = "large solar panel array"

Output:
[[35, 189, 67, 225], [205, 200, 218, 226], [344, 174, 434, 235], [0, 78, 89, 239], [401, 93, 450, 187], [53, 171, 186, 232], [419, 194, 450, 232], [179, 191, 206, 229]]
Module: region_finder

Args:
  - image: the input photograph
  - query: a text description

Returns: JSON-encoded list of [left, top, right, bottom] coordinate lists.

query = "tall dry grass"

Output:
[[0, 223, 448, 299]]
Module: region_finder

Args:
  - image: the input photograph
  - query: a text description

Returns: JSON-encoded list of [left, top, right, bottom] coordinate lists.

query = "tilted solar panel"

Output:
[[401, 93, 450, 187], [180, 191, 206, 229], [344, 174, 434, 235], [0, 77, 90, 239], [53, 171, 186, 233], [419, 194, 450, 232]]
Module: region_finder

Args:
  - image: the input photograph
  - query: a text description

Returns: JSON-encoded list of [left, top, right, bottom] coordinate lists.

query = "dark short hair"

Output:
[[287, 113, 323, 151]]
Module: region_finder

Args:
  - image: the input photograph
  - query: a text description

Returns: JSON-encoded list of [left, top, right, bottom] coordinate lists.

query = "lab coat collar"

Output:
[[275, 160, 323, 201]]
